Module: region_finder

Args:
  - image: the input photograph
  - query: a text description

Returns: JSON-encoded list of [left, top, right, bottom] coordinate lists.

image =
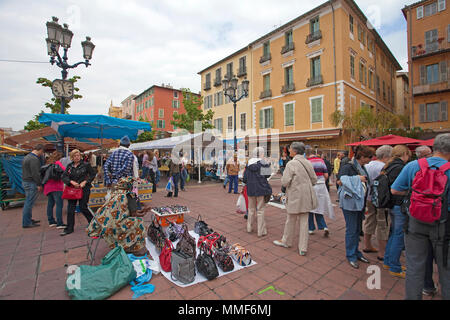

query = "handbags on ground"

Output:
[[159, 238, 174, 272], [230, 243, 252, 266], [195, 248, 219, 281], [147, 215, 166, 254], [170, 249, 196, 284], [62, 186, 83, 200], [176, 223, 196, 259], [194, 215, 214, 236], [213, 248, 234, 272], [166, 220, 185, 242]]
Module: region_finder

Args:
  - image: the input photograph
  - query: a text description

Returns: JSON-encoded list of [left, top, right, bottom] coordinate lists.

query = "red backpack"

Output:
[[409, 158, 450, 224]]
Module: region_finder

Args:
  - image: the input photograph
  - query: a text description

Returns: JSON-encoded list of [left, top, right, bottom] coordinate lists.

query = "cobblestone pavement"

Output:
[[0, 175, 442, 300]]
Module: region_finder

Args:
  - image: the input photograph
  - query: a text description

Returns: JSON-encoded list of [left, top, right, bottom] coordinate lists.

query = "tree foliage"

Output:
[[24, 111, 47, 132], [170, 89, 214, 133], [132, 119, 154, 143]]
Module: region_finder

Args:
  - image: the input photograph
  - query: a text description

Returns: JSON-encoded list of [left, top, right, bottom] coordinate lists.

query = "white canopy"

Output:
[[129, 132, 204, 151]]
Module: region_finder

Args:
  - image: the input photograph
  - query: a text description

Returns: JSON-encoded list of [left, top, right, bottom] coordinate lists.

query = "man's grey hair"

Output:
[[433, 133, 450, 154], [304, 145, 314, 156], [376, 145, 393, 160], [291, 142, 305, 155], [415, 145, 432, 158], [252, 146, 265, 158]]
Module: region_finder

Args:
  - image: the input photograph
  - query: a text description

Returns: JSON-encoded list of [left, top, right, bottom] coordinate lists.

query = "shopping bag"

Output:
[[236, 193, 246, 214], [165, 177, 174, 193], [186, 174, 190, 183]]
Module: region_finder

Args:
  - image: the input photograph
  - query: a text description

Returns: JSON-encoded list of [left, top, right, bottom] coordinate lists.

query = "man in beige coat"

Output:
[[273, 142, 318, 255]]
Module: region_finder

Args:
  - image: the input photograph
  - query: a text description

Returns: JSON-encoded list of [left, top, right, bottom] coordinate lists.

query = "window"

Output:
[[285, 29, 293, 46], [227, 116, 233, 132], [358, 24, 366, 45], [310, 16, 320, 34], [214, 91, 223, 106], [263, 41, 270, 57], [214, 118, 223, 133], [226, 62, 233, 79], [311, 97, 323, 123], [417, 5, 424, 19], [284, 103, 294, 126], [311, 56, 321, 79], [438, 0, 446, 11], [358, 23, 362, 42], [259, 107, 274, 129], [448, 25, 450, 42], [350, 55, 355, 79], [285, 66, 294, 85], [172, 100, 180, 108], [263, 74, 270, 91], [426, 63, 440, 84], [156, 120, 165, 129], [205, 73, 211, 85], [349, 15, 354, 33], [383, 81, 386, 100], [369, 70, 374, 90], [215, 68, 221, 81], [158, 109, 164, 118], [239, 56, 246, 74], [204, 95, 212, 109], [425, 29, 438, 52], [174, 91, 178, 99], [240, 113, 246, 131], [425, 1, 438, 16]]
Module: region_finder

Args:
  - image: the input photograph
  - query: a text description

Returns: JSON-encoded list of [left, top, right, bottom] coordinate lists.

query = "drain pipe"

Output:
[[408, 6, 415, 128], [331, 0, 338, 112]]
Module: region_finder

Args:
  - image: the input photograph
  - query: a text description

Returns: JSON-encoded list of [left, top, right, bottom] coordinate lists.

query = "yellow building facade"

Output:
[[199, 0, 402, 154]]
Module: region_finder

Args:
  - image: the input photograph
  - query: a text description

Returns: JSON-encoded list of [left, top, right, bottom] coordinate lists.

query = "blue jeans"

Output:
[[342, 209, 364, 263], [180, 169, 187, 190], [223, 175, 229, 187], [141, 166, 149, 180], [228, 175, 238, 193], [47, 191, 64, 226], [384, 205, 406, 273], [22, 181, 39, 227], [308, 213, 328, 231]]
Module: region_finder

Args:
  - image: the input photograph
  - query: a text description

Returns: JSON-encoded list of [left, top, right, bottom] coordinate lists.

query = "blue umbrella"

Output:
[[38, 113, 151, 141]]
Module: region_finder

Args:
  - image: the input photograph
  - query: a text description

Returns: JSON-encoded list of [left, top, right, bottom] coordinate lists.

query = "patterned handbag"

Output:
[[147, 215, 166, 254], [166, 220, 185, 242], [176, 223, 196, 259], [230, 243, 252, 266], [213, 247, 234, 272]]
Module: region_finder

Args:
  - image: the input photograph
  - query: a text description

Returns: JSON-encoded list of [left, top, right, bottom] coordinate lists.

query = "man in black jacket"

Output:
[[22, 144, 45, 228]]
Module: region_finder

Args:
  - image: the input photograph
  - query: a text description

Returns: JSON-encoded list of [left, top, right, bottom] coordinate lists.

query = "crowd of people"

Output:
[[20, 132, 450, 299]]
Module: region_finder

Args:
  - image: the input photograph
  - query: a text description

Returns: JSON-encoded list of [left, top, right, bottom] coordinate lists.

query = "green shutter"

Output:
[[441, 101, 448, 121], [285, 104, 294, 126], [311, 98, 322, 123], [419, 104, 426, 123], [259, 109, 264, 129], [269, 108, 274, 128]]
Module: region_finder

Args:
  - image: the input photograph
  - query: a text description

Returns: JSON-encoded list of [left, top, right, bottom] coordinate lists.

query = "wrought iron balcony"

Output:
[[305, 30, 322, 44], [281, 83, 295, 94], [259, 53, 271, 64], [259, 89, 272, 99], [412, 41, 450, 59], [306, 75, 323, 87], [281, 42, 295, 55], [413, 80, 450, 96]]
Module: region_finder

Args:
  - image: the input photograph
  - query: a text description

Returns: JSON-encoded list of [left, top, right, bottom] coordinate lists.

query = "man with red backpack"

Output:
[[391, 133, 450, 300]]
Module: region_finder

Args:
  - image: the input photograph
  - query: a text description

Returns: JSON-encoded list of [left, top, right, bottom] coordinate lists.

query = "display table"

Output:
[[151, 209, 188, 227], [88, 183, 153, 208]]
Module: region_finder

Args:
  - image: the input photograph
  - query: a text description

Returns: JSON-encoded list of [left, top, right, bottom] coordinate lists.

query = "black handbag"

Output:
[[194, 215, 208, 234], [147, 215, 166, 254], [195, 248, 219, 280], [176, 223, 197, 259]]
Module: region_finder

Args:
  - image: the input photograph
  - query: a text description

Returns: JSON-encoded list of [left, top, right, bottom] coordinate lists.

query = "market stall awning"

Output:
[[130, 132, 204, 151], [417, 138, 434, 147], [346, 134, 424, 146], [38, 113, 151, 141]]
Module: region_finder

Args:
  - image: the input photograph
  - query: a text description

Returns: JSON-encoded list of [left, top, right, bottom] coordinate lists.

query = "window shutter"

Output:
[[259, 109, 264, 129], [440, 61, 447, 81], [417, 6, 423, 19], [420, 65, 426, 85], [269, 108, 274, 128], [419, 104, 426, 122], [441, 101, 448, 121]]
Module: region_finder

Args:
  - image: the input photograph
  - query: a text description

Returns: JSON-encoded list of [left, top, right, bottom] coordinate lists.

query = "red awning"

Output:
[[346, 134, 425, 146], [417, 138, 434, 146]]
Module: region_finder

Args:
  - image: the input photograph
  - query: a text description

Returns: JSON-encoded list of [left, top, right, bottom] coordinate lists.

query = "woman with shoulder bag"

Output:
[[60, 149, 97, 236], [43, 151, 66, 229], [273, 142, 318, 256], [337, 145, 375, 269]]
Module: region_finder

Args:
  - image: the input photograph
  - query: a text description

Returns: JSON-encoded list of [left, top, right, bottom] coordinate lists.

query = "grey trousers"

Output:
[[405, 218, 450, 300]]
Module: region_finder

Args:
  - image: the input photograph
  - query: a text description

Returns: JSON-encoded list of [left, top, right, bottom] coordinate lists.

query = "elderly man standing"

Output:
[[103, 136, 136, 187], [415, 145, 432, 159], [273, 142, 318, 256], [226, 153, 240, 194]]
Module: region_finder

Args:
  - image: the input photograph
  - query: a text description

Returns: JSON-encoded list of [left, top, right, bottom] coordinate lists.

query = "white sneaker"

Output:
[[273, 240, 289, 248], [49, 223, 57, 227], [308, 231, 314, 235]]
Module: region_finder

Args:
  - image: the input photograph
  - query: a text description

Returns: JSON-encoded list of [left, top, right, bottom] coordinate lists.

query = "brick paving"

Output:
[[0, 175, 443, 300]]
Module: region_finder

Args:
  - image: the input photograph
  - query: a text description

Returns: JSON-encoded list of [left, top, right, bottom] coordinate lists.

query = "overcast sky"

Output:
[[0, 0, 412, 131]]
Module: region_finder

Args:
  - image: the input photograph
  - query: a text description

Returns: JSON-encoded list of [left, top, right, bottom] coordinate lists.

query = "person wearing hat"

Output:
[[103, 136, 136, 186]]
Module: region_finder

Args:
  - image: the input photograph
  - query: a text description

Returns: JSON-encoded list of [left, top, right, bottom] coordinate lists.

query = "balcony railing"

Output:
[[281, 83, 295, 94], [413, 80, 450, 96], [214, 78, 222, 87], [412, 41, 450, 59], [203, 82, 211, 91], [259, 89, 272, 100], [237, 66, 247, 77], [259, 53, 271, 64], [281, 42, 295, 55], [306, 75, 323, 87], [305, 30, 322, 44]]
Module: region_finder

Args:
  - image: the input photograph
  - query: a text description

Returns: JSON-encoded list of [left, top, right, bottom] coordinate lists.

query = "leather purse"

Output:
[[214, 248, 234, 272], [159, 238, 174, 272], [147, 215, 166, 254], [176, 223, 196, 259], [195, 248, 219, 280], [62, 186, 83, 200]]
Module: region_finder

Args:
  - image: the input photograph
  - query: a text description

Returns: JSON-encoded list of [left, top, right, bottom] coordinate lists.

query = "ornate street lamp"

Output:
[[222, 76, 250, 152], [45, 16, 95, 152]]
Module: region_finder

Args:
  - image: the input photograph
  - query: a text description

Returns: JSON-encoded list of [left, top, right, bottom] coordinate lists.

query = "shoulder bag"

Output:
[[147, 215, 166, 254]]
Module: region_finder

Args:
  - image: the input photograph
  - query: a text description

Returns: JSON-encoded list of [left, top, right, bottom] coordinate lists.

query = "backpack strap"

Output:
[[439, 162, 450, 173], [418, 157, 429, 173]]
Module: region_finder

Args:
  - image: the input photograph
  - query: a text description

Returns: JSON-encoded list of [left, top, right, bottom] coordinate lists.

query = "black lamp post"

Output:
[[45, 16, 94, 153], [222, 77, 249, 152]]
